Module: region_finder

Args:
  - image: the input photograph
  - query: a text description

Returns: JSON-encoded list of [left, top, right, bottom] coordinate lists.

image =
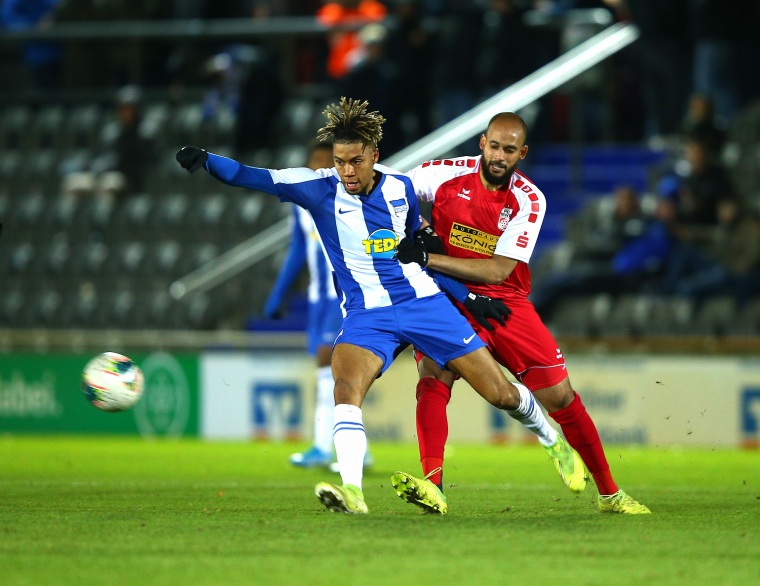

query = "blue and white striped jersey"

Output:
[[295, 206, 337, 303], [206, 153, 441, 315], [264, 205, 337, 317]]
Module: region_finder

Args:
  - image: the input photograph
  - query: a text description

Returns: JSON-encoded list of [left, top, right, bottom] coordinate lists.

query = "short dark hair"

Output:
[[307, 138, 333, 155]]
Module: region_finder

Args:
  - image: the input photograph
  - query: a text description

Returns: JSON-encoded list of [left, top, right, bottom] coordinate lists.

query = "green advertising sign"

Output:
[[0, 352, 199, 436]]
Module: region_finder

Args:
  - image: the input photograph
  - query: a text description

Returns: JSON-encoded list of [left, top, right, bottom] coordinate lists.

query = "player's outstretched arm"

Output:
[[175, 146, 278, 194]]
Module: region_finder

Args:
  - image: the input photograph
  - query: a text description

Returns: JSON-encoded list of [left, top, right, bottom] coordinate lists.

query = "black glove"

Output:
[[176, 146, 208, 173], [463, 292, 511, 331], [396, 236, 428, 267], [414, 226, 444, 254]]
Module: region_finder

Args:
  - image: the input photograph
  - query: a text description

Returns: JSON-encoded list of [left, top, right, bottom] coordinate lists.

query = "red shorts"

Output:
[[468, 295, 568, 390], [413, 296, 568, 391]]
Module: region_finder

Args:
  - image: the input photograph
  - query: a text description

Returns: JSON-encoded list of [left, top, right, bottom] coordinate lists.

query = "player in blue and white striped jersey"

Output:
[[263, 140, 371, 471], [177, 97, 555, 515]]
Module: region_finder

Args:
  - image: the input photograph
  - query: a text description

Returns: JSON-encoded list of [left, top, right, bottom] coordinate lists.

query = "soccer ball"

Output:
[[81, 352, 144, 412]]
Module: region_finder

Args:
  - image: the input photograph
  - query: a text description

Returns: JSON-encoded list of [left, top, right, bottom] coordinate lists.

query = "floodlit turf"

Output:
[[1, 437, 757, 586]]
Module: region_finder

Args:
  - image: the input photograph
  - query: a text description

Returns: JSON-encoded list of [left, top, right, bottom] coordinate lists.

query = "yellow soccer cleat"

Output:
[[544, 434, 588, 493], [598, 490, 651, 514], [315, 482, 368, 514], [390, 470, 448, 515]]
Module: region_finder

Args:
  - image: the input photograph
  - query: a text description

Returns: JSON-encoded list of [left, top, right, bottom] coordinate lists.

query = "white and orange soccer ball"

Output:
[[81, 352, 144, 412]]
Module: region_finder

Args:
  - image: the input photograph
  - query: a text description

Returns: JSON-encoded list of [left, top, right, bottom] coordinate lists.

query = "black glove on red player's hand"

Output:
[[414, 226, 444, 254], [396, 236, 429, 267], [463, 292, 511, 331], [176, 146, 208, 173]]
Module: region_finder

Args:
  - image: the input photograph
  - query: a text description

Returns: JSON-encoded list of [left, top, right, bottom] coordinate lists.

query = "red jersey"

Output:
[[406, 155, 546, 299]]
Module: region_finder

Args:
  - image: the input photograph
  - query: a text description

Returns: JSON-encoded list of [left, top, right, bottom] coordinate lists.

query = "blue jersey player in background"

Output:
[[177, 97, 561, 515]]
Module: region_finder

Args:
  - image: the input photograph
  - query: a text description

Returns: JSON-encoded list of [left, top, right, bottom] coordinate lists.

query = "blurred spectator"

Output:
[[56, 0, 171, 88], [0, 0, 62, 90], [430, 1, 483, 131], [613, 0, 691, 140], [384, 0, 436, 143], [659, 198, 760, 307], [316, 0, 388, 80], [476, 0, 530, 98], [688, 0, 744, 129], [233, 45, 285, 157], [63, 85, 156, 200], [673, 129, 737, 231], [610, 188, 677, 282], [531, 184, 649, 317], [340, 23, 404, 154], [680, 92, 726, 155], [200, 51, 241, 126]]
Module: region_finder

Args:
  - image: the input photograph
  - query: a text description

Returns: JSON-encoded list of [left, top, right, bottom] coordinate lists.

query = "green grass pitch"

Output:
[[1, 436, 757, 585]]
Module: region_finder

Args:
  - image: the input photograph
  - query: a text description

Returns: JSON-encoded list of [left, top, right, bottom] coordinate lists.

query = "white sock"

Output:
[[333, 404, 366, 489], [507, 383, 557, 447], [313, 366, 335, 454]]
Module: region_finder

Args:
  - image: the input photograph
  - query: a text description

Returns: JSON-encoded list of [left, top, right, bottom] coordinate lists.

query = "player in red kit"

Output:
[[392, 112, 651, 515]]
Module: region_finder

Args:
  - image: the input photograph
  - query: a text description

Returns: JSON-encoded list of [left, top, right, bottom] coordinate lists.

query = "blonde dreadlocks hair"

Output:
[[317, 97, 385, 149]]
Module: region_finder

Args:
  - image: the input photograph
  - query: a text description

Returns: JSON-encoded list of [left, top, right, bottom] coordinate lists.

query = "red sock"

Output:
[[416, 377, 451, 488], [549, 392, 618, 495]]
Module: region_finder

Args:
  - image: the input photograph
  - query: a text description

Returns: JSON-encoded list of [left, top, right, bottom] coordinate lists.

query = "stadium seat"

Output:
[[596, 294, 653, 337], [278, 98, 317, 144], [64, 104, 102, 149], [154, 192, 190, 229], [73, 241, 109, 277], [548, 296, 597, 337], [0, 149, 22, 187], [115, 241, 147, 275], [0, 287, 26, 327], [688, 295, 738, 337], [170, 103, 203, 145], [30, 105, 65, 149], [58, 148, 94, 176], [150, 240, 183, 275], [139, 102, 169, 146], [71, 284, 101, 328], [40, 234, 72, 276], [641, 296, 694, 336], [191, 192, 229, 229], [8, 242, 36, 275], [727, 298, 760, 336], [0, 190, 13, 221], [0, 104, 31, 150], [112, 193, 154, 238], [46, 195, 81, 229], [23, 149, 59, 187], [32, 289, 64, 327], [84, 194, 118, 230], [178, 242, 220, 275]]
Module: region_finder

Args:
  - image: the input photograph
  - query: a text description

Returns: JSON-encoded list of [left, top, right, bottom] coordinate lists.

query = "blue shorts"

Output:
[[307, 296, 344, 355], [335, 293, 486, 374]]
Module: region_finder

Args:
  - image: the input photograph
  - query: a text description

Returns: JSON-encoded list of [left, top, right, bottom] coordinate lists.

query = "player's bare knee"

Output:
[[486, 383, 520, 411], [333, 378, 362, 406]]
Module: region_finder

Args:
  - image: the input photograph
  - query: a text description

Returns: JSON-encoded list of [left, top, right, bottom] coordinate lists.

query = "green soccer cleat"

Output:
[[544, 434, 588, 493], [598, 490, 651, 514], [390, 471, 448, 515], [315, 482, 368, 514]]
